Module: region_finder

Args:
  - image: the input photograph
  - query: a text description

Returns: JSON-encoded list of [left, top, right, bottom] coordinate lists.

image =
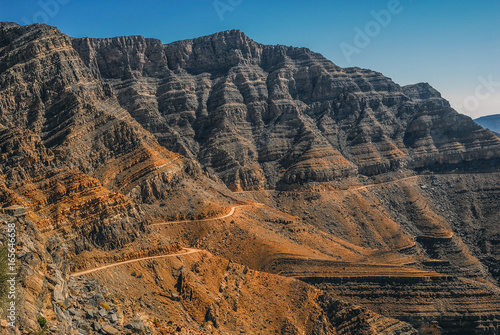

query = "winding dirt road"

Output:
[[350, 175, 419, 191], [71, 204, 257, 276], [149, 204, 253, 227], [71, 248, 201, 277]]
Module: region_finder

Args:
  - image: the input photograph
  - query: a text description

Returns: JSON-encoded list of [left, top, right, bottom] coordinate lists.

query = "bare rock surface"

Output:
[[72, 30, 500, 190]]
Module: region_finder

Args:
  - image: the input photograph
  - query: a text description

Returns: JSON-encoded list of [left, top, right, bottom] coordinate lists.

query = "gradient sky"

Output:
[[1, 0, 499, 118]]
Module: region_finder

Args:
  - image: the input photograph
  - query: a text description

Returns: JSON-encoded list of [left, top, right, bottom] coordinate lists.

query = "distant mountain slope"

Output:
[[475, 114, 500, 136]]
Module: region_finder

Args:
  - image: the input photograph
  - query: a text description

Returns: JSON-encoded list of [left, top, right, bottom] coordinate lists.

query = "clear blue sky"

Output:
[[1, 0, 499, 118]]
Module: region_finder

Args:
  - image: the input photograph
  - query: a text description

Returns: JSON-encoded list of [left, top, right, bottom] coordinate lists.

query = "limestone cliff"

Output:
[[72, 30, 500, 190]]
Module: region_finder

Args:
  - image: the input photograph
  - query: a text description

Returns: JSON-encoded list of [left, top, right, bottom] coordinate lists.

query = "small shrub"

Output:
[[37, 316, 47, 328]]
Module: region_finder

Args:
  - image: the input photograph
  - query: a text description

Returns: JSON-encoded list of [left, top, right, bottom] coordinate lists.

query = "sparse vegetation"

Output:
[[2, 20, 500, 335], [37, 316, 47, 328], [35, 316, 48, 335], [265, 218, 295, 225]]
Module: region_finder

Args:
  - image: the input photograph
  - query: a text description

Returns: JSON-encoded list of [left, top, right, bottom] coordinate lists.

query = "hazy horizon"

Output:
[[2, 0, 498, 119]]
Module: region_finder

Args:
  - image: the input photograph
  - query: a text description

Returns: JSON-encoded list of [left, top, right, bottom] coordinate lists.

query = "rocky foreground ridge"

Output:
[[0, 22, 499, 334]]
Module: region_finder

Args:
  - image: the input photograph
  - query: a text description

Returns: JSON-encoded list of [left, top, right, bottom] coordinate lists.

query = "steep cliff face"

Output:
[[0, 23, 233, 253], [72, 30, 500, 190]]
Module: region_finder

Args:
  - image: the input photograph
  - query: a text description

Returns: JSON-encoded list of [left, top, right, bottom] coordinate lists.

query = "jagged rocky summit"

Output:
[[71, 29, 500, 191]]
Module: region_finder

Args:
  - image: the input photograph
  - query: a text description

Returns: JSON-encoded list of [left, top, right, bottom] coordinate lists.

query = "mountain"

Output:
[[1, 22, 500, 334], [475, 114, 500, 136], [72, 30, 499, 190]]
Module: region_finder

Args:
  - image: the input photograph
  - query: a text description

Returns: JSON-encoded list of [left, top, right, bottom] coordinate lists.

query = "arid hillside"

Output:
[[0, 22, 499, 334]]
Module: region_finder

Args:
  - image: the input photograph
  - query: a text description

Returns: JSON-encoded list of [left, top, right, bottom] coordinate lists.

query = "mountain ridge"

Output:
[[475, 114, 500, 136], [70, 27, 500, 191]]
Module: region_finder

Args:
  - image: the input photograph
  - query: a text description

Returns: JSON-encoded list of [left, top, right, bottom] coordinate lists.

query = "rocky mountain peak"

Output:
[[181, 29, 252, 44], [402, 82, 450, 107], [164, 29, 263, 74], [67, 26, 500, 190], [0, 22, 20, 29]]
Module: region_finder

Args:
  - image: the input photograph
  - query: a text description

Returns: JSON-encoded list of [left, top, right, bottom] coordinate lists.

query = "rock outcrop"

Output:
[[0, 23, 231, 252]]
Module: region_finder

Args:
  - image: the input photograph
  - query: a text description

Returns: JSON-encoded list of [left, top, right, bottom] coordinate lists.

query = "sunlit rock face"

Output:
[[72, 29, 500, 191]]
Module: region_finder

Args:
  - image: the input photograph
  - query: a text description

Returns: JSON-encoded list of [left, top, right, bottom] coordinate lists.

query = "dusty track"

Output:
[[149, 204, 255, 227], [71, 205, 258, 276], [350, 175, 419, 191], [235, 173, 500, 194], [70, 248, 201, 277], [235, 175, 421, 194]]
